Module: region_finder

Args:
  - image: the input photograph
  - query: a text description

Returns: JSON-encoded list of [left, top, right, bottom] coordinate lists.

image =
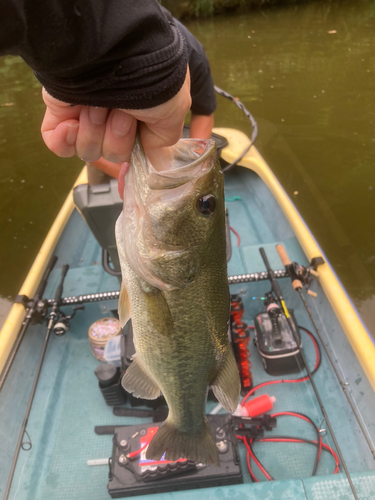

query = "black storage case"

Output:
[[254, 309, 303, 376]]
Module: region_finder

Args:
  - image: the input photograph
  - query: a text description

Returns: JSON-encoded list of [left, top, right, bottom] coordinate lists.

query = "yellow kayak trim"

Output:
[[215, 127, 375, 392], [0, 168, 88, 374]]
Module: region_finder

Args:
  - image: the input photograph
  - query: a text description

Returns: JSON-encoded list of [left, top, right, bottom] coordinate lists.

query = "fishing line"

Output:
[[214, 85, 258, 173]]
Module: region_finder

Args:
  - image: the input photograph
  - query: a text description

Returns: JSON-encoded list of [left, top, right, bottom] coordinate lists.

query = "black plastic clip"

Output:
[[310, 256, 325, 270], [14, 294, 30, 308], [233, 415, 277, 438]]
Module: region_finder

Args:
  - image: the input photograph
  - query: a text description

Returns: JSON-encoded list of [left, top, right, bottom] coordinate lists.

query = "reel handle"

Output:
[[275, 244, 302, 291]]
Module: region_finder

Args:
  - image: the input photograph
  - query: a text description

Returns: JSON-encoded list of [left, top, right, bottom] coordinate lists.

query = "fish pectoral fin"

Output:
[[121, 356, 161, 400], [142, 287, 174, 336], [210, 348, 241, 413], [118, 283, 131, 327], [146, 417, 219, 467]]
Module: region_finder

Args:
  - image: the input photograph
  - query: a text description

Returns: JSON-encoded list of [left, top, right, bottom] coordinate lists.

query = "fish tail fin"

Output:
[[146, 418, 220, 467]]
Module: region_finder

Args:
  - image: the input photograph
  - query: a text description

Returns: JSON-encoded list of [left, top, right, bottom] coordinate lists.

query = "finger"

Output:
[[88, 158, 122, 179], [138, 120, 184, 153], [41, 88, 81, 156], [41, 88, 81, 129], [102, 109, 137, 163], [75, 106, 109, 161], [42, 119, 79, 157]]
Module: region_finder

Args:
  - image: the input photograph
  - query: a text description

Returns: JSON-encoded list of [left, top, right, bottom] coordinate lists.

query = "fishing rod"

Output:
[[259, 247, 359, 500], [0, 254, 58, 392], [275, 243, 375, 460], [214, 85, 258, 173], [4, 264, 69, 500]]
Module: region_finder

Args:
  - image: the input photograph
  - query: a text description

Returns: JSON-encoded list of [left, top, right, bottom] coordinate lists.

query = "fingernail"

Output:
[[88, 106, 107, 125], [66, 123, 79, 145], [111, 110, 130, 137]]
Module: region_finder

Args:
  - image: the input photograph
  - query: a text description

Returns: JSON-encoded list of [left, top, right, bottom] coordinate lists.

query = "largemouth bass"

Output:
[[115, 136, 240, 466]]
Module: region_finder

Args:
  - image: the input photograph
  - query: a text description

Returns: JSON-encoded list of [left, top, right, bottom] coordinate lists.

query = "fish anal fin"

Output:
[[121, 356, 161, 400], [146, 418, 219, 467], [118, 283, 130, 327], [211, 348, 240, 413]]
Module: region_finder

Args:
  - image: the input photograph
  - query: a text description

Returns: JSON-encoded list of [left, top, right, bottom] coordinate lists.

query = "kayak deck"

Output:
[[1, 166, 375, 499]]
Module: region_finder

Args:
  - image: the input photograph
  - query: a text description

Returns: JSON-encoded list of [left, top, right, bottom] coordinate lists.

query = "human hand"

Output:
[[41, 68, 191, 162]]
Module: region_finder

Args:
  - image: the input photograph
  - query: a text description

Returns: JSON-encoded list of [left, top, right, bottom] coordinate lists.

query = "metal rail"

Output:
[[48, 270, 288, 306]]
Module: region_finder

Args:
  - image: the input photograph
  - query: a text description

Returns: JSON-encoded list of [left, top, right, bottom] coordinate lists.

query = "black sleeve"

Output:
[[173, 18, 216, 116], [0, 0, 188, 109]]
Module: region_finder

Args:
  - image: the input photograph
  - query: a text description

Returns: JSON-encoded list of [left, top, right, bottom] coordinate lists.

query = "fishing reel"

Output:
[[283, 257, 325, 298], [31, 299, 49, 324], [53, 305, 85, 336], [14, 295, 50, 325]]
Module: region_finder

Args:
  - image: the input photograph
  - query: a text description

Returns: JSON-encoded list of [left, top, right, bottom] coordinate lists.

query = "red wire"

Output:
[[239, 435, 272, 481], [127, 443, 147, 459], [229, 226, 241, 247], [258, 438, 339, 473], [271, 411, 323, 474], [243, 412, 325, 481], [238, 329, 331, 481]]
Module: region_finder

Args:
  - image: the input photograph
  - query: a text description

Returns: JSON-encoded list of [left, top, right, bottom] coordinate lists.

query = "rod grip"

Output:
[[276, 245, 302, 290], [35, 255, 58, 300], [54, 265, 69, 305], [276, 244, 292, 266], [292, 279, 303, 291]]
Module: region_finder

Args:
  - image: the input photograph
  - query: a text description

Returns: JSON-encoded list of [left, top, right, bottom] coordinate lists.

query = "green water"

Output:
[[0, 0, 374, 335]]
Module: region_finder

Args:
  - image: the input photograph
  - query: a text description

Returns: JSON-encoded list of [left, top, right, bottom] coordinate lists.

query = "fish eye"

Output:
[[196, 195, 216, 216]]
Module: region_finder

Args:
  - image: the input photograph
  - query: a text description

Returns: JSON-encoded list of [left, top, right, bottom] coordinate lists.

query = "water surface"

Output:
[[187, 0, 375, 335], [0, 0, 374, 335]]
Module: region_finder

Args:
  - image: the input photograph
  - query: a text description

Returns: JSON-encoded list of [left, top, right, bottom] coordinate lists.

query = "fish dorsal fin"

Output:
[[122, 355, 161, 400], [118, 283, 131, 327], [210, 348, 240, 413]]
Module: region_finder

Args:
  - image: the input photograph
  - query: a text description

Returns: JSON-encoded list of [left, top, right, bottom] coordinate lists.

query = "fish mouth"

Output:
[[147, 139, 216, 190], [117, 161, 130, 200]]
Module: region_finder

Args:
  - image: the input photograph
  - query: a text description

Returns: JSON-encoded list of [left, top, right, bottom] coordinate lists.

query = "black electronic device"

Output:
[[108, 414, 242, 498], [94, 363, 127, 406], [253, 248, 304, 376], [254, 303, 303, 376]]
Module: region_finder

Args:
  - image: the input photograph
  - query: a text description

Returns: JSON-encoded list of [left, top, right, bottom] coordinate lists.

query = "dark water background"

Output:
[[0, 0, 374, 334]]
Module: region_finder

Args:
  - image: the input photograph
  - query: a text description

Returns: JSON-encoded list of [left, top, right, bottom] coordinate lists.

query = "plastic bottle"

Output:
[[233, 394, 276, 417]]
